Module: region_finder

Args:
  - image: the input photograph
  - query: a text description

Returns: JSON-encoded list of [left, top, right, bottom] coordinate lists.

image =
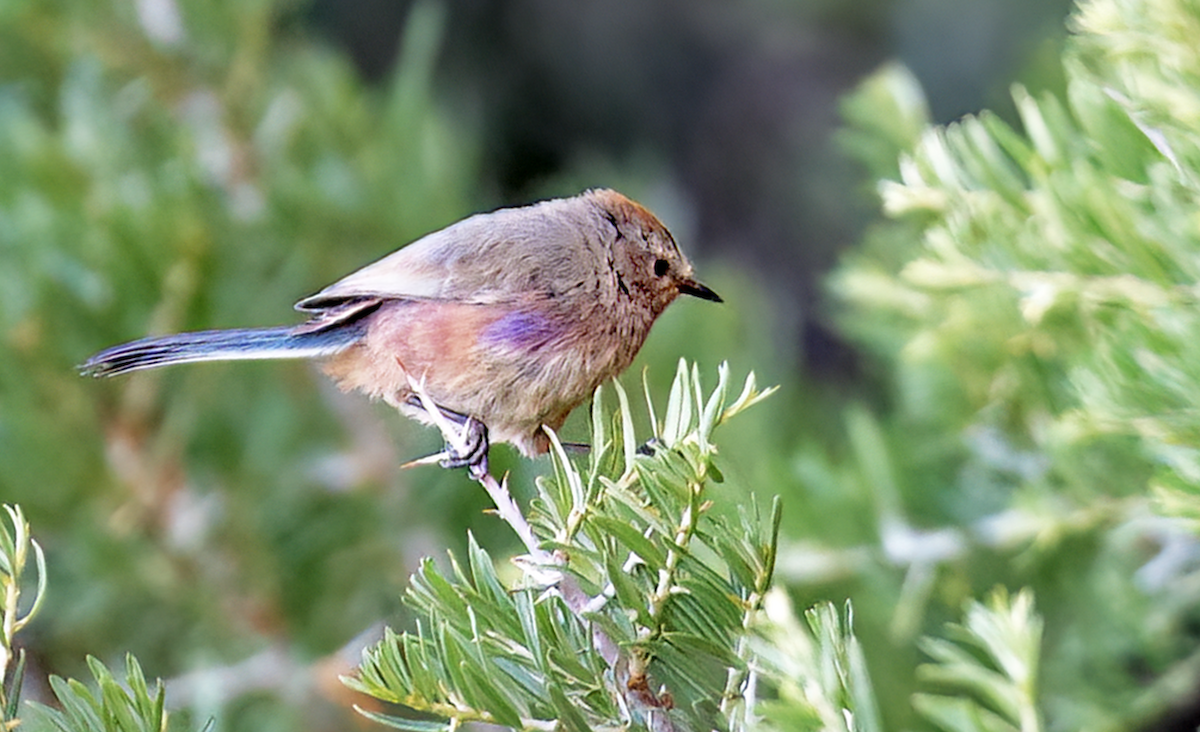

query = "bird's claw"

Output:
[[436, 417, 489, 475], [401, 391, 490, 476]]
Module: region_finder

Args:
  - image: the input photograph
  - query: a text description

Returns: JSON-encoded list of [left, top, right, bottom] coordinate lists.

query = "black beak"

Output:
[[679, 279, 723, 303]]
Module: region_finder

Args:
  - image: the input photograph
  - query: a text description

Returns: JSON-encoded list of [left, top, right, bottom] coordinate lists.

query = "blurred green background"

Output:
[[8, 0, 1199, 730]]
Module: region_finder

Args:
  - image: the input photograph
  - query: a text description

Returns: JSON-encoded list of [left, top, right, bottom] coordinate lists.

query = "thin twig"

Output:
[[472, 470, 547, 562], [403, 373, 549, 562], [470, 463, 672, 729], [469, 463, 674, 730]]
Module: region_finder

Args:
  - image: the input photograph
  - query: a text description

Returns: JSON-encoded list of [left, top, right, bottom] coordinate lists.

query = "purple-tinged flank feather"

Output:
[[481, 310, 562, 351]]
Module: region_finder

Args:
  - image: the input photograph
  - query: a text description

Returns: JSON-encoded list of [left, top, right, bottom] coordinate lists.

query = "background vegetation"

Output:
[[2, 0, 1198, 729]]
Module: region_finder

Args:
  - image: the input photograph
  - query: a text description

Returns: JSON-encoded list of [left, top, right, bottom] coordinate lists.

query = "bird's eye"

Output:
[[653, 258, 669, 277]]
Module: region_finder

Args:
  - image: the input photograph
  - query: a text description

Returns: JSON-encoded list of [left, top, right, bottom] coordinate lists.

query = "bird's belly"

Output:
[[321, 300, 643, 456]]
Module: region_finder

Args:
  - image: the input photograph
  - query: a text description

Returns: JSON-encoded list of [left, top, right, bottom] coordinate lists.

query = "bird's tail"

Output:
[[80, 323, 364, 377]]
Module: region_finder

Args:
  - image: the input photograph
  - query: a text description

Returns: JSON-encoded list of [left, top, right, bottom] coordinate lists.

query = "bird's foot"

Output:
[[636, 437, 662, 456], [437, 416, 490, 475], [400, 394, 490, 477]]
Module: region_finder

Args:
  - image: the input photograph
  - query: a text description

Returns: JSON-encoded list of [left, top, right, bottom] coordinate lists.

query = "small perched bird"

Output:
[[81, 189, 721, 471]]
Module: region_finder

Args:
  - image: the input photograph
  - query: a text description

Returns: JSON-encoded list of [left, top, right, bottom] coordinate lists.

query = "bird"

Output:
[[80, 189, 722, 472]]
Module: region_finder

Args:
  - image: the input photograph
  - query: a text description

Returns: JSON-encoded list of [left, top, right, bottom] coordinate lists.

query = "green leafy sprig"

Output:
[[26, 656, 176, 732], [348, 361, 779, 732], [1, 504, 46, 730], [914, 588, 1043, 732]]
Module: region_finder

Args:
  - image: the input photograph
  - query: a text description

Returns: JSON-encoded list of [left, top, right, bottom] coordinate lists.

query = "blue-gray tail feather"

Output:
[[80, 323, 364, 377]]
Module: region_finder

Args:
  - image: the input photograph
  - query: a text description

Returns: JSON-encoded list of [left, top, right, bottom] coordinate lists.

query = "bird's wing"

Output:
[[290, 297, 384, 334], [295, 225, 471, 312], [295, 203, 586, 314]]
